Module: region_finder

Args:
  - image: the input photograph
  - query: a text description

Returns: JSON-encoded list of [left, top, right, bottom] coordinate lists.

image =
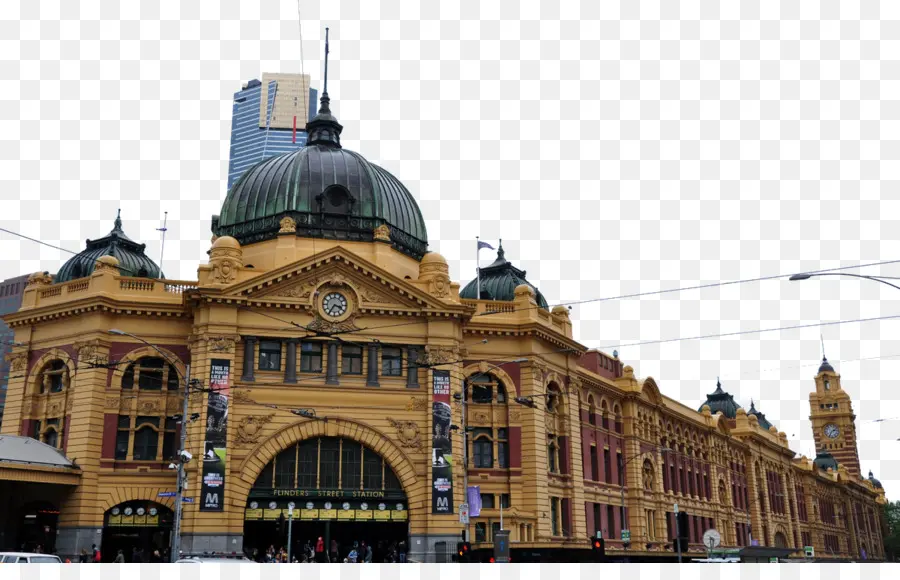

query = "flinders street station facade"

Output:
[[0, 87, 888, 563]]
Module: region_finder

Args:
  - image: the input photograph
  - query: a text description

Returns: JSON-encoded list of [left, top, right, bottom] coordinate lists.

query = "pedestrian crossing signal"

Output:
[[591, 536, 605, 560], [456, 541, 471, 562]]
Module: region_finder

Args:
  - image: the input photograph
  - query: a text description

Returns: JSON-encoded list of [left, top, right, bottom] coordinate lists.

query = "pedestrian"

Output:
[[315, 536, 326, 563], [329, 539, 338, 563], [364, 544, 373, 563], [151, 550, 161, 563], [92, 544, 101, 563], [113, 550, 125, 564], [399, 540, 407, 563], [78, 549, 88, 563], [348, 546, 358, 563]]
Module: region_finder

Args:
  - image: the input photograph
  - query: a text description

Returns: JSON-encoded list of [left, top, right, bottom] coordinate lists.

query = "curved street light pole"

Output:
[[789, 272, 900, 293], [109, 329, 191, 563]]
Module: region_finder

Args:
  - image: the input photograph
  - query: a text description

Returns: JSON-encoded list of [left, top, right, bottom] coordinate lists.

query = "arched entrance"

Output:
[[773, 531, 788, 549], [101, 501, 173, 562], [243, 436, 409, 563]]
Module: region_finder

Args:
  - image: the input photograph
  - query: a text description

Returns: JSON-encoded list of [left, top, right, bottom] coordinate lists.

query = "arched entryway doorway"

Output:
[[101, 501, 173, 562], [773, 531, 788, 549], [243, 436, 409, 563]]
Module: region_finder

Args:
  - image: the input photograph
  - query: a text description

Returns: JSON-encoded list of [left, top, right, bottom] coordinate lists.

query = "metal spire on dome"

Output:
[[714, 377, 724, 394], [113, 208, 122, 231], [306, 27, 343, 148]]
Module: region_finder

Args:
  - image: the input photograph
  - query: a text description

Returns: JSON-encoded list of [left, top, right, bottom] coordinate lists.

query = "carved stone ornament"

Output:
[[387, 417, 422, 449], [509, 409, 521, 422], [105, 397, 121, 409], [478, 361, 490, 374], [373, 224, 391, 242], [471, 412, 490, 426], [232, 390, 255, 405], [406, 397, 428, 412], [8, 352, 28, 372], [422, 346, 459, 366], [211, 258, 240, 284], [166, 397, 182, 412], [279, 216, 297, 234], [48, 402, 61, 417], [208, 336, 237, 354], [26, 272, 54, 286], [359, 286, 390, 304], [139, 399, 161, 414], [428, 275, 451, 298], [306, 313, 360, 335], [274, 280, 318, 300], [236, 414, 275, 446]]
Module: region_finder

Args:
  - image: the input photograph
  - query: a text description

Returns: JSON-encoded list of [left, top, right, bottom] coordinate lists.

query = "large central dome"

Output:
[[212, 80, 428, 259]]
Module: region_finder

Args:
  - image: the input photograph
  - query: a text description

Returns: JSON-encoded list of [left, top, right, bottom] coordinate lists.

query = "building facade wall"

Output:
[[0, 241, 887, 562], [0, 274, 29, 429]]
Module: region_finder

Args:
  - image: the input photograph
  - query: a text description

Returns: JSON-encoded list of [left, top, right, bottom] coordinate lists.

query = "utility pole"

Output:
[[287, 502, 295, 562], [461, 379, 469, 541], [171, 363, 191, 563]]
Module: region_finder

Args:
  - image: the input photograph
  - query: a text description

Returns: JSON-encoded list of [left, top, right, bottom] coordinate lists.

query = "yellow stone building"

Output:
[[0, 86, 887, 563]]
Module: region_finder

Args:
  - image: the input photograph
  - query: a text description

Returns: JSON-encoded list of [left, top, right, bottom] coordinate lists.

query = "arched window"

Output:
[[601, 400, 609, 430], [42, 420, 60, 449], [38, 359, 68, 394], [121, 357, 180, 391], [472, 428, 494, 468], [470, 374, 493, 403], [497, 383, 506, 403], [588, 396, 596, 426], [132, 417, 160, 460]]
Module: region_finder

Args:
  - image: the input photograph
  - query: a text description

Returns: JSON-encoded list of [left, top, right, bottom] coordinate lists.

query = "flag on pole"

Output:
[[477, 241, 494, 251]]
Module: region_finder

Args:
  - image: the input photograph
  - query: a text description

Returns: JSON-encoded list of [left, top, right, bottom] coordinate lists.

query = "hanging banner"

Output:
[[200, 359, 231, 512], [431, 369, 454, 514], [468, 486, 482, 517]]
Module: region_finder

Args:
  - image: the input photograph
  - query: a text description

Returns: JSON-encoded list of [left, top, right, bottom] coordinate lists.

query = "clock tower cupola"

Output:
[[808, 355, 861, 478]]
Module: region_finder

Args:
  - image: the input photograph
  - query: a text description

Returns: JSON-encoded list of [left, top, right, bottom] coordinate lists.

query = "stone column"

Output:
[[326, 342, 339, 385], [366, 344, 380, 387], [406, 347, 420, 388], [284, 339, 298, 383], [241, 336, 256, 381]]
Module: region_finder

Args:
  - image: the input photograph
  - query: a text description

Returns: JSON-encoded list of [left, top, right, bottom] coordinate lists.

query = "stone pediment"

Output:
[[222, 247, 466, 315]]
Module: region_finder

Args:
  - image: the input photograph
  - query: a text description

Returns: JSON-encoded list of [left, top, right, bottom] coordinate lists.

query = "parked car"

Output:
[[176, 556, 251, 563], [0, 553, 63, 563]]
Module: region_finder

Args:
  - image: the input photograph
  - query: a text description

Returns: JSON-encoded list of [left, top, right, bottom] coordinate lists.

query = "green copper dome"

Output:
[[213, 87, 428, 259], [747, 400, 773, 430], [814, 451, 838, 471], [55, 210, 164, 283], [698, 379, 743, 419], [459, 242, 550, 309]]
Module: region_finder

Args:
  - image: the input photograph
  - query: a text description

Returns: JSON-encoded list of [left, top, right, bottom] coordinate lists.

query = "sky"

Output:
[[0, 1, 898, 499]]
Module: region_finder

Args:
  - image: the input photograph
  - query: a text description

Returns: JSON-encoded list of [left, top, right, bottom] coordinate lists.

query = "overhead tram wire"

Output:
[[596, 313, 900, 351], [0, 226, 149, 278]]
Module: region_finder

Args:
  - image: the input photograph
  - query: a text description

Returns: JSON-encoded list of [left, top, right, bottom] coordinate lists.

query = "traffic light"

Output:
[[456, 541, 471, 562], [590, 536, 605, 560]]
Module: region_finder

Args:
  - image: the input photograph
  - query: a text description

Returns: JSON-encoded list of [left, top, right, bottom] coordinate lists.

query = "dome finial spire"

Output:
[[305, 27, 343, 148]]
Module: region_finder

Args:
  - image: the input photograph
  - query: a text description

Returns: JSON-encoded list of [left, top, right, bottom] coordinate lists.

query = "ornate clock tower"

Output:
[[808, 356, 862, 477]]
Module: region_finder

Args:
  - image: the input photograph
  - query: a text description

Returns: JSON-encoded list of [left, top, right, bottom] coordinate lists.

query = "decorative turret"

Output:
[[698, 378, 743, 419]]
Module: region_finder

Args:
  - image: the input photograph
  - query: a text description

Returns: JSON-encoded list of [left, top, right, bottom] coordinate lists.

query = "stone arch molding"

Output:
[[100, 489, 175, 513], [28, 349, 77, 389], [235, 417, 420, 508], [641, 377, 664, 405], [462, 363, 518, 396], [108, 345, 188, 388]]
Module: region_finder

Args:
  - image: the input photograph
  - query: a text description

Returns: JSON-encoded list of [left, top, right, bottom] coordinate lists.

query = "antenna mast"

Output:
[[157, 211, 168, 276]]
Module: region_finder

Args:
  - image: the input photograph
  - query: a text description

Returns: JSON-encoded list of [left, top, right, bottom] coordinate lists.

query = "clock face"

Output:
[[323, 292, 348, 317], [824, 423, 840, 439]]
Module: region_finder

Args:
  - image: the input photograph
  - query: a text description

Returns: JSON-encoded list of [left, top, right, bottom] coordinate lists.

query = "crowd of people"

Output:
[[249, 537, 407, 563]]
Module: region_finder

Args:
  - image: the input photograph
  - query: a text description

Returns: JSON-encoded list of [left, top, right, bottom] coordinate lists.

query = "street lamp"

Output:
[[789, 272, 900, 292], [109, 329, 194, 563], [453, 358, 528, 541]]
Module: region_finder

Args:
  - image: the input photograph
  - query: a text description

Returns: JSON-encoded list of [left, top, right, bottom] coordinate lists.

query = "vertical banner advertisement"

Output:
[[431, 369, 454, 514], [200, 359, 231, 511]]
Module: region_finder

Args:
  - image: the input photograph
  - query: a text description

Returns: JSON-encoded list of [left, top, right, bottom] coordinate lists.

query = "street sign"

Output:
[[182, 497, 194, 503], [158, 492, 176, 498], [459, 502, 470, 524], [804, 546, 815, 559], [769, 557, 778, 563], [621, 529, 631, 542], [493, 530, 510, 563]]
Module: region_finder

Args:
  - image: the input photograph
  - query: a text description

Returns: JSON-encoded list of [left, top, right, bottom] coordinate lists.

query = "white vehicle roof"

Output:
[[0, 553, 62, 561]]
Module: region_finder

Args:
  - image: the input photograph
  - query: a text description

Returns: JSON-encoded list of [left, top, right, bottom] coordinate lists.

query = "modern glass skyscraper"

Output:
[[227, 73, 319, 190], [0, 274, 28, 429]]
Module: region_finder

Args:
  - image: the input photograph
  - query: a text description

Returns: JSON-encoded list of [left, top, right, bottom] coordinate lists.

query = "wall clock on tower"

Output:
[[824, 423, 840, 439], [322, 292, 348, 317]]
